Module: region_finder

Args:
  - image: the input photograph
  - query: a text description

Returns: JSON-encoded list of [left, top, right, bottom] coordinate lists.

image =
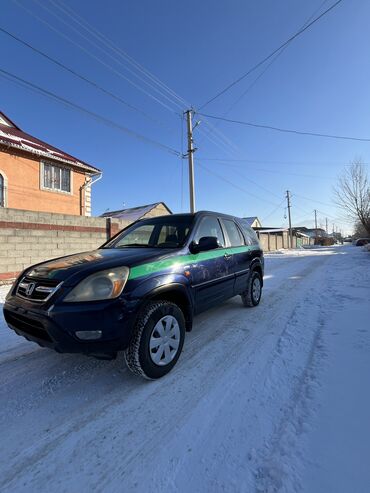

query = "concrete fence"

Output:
[[256, 230, 313, 252], [0, 207, 131, 282]]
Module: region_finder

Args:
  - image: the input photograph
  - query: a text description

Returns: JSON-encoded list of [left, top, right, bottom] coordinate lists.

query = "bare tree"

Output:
[[353, 220, 369, 239], [334, 160, 370, 235]]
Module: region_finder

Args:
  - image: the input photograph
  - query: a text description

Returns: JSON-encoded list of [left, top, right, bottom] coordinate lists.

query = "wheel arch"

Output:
[[141, 284, 193, 331], [250, 260, 263, 286]]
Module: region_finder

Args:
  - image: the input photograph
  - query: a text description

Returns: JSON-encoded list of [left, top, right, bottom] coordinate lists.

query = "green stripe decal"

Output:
[[128, 245, 260, 280]]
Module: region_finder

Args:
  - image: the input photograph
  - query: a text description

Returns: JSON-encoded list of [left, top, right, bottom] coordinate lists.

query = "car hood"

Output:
[[26, 248, 178, 285]]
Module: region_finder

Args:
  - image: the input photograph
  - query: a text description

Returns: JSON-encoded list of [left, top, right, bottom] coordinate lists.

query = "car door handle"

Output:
[[224, 253, 232, 260]]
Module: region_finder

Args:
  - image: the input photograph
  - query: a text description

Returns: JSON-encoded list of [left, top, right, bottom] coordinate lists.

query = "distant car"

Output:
[[354, 238, 370, 246], [343, 237, 352, 243], [3, 211, 264, 379]]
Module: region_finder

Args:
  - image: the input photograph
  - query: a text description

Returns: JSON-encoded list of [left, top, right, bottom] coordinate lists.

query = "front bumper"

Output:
[[3, 294, 139, 357]]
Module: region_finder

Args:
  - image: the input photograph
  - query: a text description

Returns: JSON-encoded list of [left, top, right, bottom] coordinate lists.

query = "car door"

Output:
[[220, 218, 251, 295], [189, 215, 234, 313]]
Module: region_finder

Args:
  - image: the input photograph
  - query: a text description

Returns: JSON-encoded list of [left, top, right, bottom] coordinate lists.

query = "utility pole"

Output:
[[185, 109, 196, 213], [325, 217, 328, 236], [314, 209, 318, 243], [286, 190, 293, 248]]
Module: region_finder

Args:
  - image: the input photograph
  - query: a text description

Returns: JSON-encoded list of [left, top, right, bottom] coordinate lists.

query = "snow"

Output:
[[0, 245, 369, 492]]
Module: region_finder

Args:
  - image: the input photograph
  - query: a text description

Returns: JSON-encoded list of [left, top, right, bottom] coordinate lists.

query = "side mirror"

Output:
[[190, 236, 219, 254]]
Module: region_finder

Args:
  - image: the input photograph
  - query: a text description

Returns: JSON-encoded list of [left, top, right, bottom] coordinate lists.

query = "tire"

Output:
[[241, 270, 262, 307], [124, 301, 186, 380]]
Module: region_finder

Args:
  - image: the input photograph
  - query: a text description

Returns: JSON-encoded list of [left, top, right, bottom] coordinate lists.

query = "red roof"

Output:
[[0, 111, 101, 174]]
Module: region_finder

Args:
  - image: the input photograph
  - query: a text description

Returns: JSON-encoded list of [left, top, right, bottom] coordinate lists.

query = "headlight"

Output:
[[64, 267, 129, 302]]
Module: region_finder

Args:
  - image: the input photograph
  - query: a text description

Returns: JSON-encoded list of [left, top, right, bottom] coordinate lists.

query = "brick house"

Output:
[[0, 111, 101, 216]]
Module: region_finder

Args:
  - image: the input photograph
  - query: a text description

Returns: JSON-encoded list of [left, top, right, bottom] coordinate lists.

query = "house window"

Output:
[[42, 162, 71, 193], [0, 173, 4, 207]]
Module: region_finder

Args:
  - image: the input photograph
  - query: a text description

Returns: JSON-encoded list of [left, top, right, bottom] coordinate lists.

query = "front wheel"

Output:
[[241, 270, 262, 307], [124, 301, 185, 379]]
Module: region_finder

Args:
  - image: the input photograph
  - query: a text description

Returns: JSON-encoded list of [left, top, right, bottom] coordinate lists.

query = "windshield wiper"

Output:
[[115, 243, 153, 248]]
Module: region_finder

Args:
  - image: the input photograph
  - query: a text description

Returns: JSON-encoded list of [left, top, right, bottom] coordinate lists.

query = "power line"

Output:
[[316, 208, 340, 221], [195, 3, 335, 166], [196, 118, 241, 156], [209, 0, 331, 128], [293, 192, 334, 208], [199, 158, 337, 180], [198, 159, 339, 224], [198, 0, 343, 110], [191, 115, 241, 158], [0, 68, 181, 157], [197, 162, 282, 207], [12, 0, 239, 159], [0, 26, 171, 129], [50, 0, 242, 155], [197, 159, 284, 201], [34, 0, 183, 112], [292, 213, 315, 225], [51, 0, 189, 109], [13, 0, 179, 113], [198, 157, 369, 166], [229, 169, 284, 200], [196, 113, 370, 143], [291, 201, 315, 216], [262, 199, 286, 222]]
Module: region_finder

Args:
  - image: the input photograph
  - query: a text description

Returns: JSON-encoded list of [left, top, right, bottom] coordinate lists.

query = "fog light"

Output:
[[75, 330, 102, 340]]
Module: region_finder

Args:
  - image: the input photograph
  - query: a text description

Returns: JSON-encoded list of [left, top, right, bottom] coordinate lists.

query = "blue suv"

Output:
[[3, 211, 264, 379]]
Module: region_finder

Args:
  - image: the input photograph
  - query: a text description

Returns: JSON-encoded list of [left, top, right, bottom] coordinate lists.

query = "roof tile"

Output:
[[0, 112, 100, 174]]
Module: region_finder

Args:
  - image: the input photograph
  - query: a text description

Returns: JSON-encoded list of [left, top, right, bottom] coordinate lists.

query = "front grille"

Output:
[[4, 309, 53, 342], [16, 276, 62, 302]]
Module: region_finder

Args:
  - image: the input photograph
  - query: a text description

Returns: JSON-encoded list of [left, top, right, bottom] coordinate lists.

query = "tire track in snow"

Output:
[[253, 248, 364, 492], [0, 251, 334, 492], [144, 255, 335, 492]]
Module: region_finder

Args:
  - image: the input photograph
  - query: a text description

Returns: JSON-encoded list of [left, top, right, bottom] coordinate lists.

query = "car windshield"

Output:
[[104, 215, 194, 249]]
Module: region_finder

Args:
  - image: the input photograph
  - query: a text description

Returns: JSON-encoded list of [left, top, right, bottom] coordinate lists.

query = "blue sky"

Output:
[[2, 0, 369, 234]]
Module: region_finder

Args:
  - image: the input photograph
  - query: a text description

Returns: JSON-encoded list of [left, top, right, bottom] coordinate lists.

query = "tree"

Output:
[[353, 220, 369, 239], [334, 160, 370, 235]]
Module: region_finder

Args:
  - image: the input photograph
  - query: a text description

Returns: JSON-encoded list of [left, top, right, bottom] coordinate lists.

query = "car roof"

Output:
[[195, 210, 239, 220], [138, 211, 243, 221]]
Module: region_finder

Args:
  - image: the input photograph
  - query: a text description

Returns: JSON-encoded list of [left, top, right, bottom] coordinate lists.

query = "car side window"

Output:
[[194, 216, 225, 247], [238, 219, 259, 245], [222, 219, 245, 247]]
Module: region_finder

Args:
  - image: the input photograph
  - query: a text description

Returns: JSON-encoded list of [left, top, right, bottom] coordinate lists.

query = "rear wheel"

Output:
[[241, 270, 262, 307], [124, 301, 185, 379]]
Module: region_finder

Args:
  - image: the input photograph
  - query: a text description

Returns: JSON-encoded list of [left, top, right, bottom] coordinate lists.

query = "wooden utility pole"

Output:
[[314, 209, 318, 242], [286, 190, 293, 248], [185, 109, 196, 213], [326, 217, 328, 235]]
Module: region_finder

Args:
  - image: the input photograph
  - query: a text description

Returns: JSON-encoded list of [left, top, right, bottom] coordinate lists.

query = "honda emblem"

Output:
[[25, 283, 36, 296]]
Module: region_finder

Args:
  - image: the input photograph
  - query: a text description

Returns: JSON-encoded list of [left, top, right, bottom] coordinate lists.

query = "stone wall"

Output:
[[0, 207, 129, 282]]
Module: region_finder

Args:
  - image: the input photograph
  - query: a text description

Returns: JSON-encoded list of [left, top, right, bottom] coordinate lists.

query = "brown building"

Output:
[[0, 111, 101, 216]]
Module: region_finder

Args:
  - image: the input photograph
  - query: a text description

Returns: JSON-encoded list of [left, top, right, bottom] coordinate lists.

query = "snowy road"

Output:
[[0, 245, 369, 492]]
